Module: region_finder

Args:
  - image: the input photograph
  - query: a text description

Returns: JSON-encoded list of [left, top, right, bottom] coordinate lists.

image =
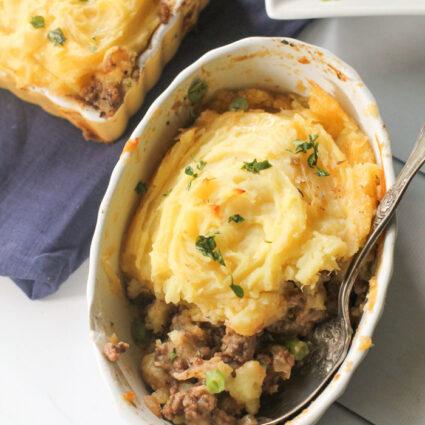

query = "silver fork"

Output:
[[259, 124, 425, 424]]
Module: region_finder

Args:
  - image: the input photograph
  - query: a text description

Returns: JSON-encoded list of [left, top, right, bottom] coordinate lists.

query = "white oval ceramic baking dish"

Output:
[[87, 37, 396, 425], [0, 0, 208, 142]]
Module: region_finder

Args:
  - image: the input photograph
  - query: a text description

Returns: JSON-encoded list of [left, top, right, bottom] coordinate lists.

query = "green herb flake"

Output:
[[228, 214, 244, 224], [197, 160, 207, 170], [291, 134, 329, 177], [169, 349, 177, 361], [195, 234, 225, 266], [241, 159, 272, 174], [229, 97, 248, 111], [205, 370, 226, 394], [89, 46, 97, 52], [47, 28, 67, 46], [162, 188, 172, 197], [297, 188, 304, 197], [29, 16, 45, 29], [265, 240, 272, 244], [188, 79, 207, 103], [134, 181, 148, 195], [185, 166, 197, 177], [315, 167, 330, 177], [78, 0, 89, 2], [230, 276, 244, 298]]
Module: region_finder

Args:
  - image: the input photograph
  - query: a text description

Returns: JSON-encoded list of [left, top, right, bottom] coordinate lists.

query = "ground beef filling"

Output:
[[137, 282, 331, 425], [133, 263, 374, 425]]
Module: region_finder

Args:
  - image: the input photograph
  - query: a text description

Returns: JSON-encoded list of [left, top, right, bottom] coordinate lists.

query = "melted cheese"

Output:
[[121, 84, 380, 336], [0, 0, 161, 95]]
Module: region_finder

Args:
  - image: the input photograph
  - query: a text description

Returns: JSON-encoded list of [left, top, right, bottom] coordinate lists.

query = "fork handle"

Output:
[[340, 124, 425, 328]]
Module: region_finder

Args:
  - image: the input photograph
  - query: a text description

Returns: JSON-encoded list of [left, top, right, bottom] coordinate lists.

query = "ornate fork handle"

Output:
[[373, 125, 425, 228], [340, 124, 425, 330]]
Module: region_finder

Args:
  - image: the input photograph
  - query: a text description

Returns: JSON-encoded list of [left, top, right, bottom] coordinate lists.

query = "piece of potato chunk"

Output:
[[227, 361, 266, 414]]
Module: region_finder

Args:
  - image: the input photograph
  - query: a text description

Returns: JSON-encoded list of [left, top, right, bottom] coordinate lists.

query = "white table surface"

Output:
[[1, 16, 424, 425]]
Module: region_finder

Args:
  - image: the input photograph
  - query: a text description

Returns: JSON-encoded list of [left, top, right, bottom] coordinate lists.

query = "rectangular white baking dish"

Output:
[[0, 0, 208, 143], [265, 0, 425, 19]]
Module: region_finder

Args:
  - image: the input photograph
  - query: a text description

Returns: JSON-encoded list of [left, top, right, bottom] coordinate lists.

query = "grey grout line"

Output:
[[335, 402, 375, 425]]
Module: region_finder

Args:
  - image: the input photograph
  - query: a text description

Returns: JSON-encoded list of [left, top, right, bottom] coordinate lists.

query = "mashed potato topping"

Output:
[[121, 84, 379, 336], [0, 0, 161, 95]]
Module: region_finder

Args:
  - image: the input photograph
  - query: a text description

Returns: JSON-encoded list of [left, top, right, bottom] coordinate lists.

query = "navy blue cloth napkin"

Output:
[[0, 0, 308, 299]]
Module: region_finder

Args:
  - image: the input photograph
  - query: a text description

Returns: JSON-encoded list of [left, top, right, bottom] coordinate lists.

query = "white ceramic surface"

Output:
[[87, 37, 396, 425], [265, 0, 425, 19]]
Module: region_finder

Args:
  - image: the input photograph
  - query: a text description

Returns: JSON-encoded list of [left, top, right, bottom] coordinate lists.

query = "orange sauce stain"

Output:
[[234, 188, 246, 194], [203, 177, 216, 183], [333, 373, 341, 382], [122, 137, 139, 156], [298, 56, 310, 64], [327, 64, 347, 81], [210, 204, 220, 217], [123, 391, 135, 404], [296, 79, 307, 94], [358, 336, 372, 351], [367, 276, 378, 312], [375, 135, 387, 200], [345, 360, 353, 373]]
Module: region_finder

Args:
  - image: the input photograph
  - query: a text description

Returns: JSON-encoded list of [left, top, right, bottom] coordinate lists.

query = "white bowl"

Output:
[[87, 37, 396, 425], [265, 0, 425, 19]]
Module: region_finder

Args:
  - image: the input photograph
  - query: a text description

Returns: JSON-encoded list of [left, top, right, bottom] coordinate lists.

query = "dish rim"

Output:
[[87, 36, 396, 424], [265, 0, 425, 19]]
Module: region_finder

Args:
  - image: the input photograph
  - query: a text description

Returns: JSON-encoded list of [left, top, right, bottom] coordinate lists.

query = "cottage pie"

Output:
[[0, 0, 207, 141], [119, 83, 381, 425]]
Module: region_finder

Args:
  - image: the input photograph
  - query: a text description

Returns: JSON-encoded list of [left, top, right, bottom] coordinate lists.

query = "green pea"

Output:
[[131, 320, 150, 345], [205, 370, 226, 394], [229, 97, 248, 111], [284, 338, 310, 361], [188, 79, 208, 103]]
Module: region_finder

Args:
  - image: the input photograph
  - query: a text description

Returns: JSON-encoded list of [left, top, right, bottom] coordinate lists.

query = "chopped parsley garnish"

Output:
[[79, 0, 89, 2], [47, 28, 67, 46], [229, 97, 248, 111], [29, 16, 45, 29], [162, 188, 172, 197], [195, 234, 225, 266], [293, 134, 318, 153], [197, 160, 207, 170], [185, 165, 198, 190], [185, 165, 197, 177], [185, 161, 206, 190], [289, 134, 329, 177], [188, 79, 207, 103], [315, 167, 330, 177], [230, 276, 244, 298], [242, 159, 272, 174], [134, 181, 148, 195], [265, 240, 272, 243], [228, 214, 244, 224], [169, 349, 177, 361]]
